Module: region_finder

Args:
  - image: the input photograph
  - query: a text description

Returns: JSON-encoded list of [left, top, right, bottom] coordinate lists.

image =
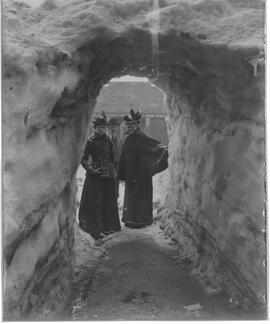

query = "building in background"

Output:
[[92, 81, 168, 145]]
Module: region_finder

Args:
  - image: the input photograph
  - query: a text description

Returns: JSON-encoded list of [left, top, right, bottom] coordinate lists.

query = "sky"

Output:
[[111, 76, 149, 82]]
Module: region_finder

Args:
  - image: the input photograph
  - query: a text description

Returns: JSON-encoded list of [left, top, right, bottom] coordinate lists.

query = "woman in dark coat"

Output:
[[118, 109, 168, 228], [78, 112, 121, 239]]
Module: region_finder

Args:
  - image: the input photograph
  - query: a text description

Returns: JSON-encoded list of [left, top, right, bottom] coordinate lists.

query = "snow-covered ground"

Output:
[[68, 221, 265, 321]]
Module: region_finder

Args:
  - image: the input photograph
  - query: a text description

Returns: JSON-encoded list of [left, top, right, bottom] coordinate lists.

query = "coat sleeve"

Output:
[[139, 133, 169, 176], [109, 140, 115, 165], [81, 140, 92, 171]]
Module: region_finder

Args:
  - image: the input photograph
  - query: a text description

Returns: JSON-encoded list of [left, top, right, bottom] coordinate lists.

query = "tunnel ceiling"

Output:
[[3, 0, 264, 115]]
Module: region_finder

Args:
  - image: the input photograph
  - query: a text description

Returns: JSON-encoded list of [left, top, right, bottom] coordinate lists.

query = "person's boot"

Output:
[[91, 232, 106, 240]]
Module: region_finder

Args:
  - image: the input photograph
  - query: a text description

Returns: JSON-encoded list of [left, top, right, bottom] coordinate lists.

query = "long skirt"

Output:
[[122, 176, 153, 228], [79, 174, 121, 239]]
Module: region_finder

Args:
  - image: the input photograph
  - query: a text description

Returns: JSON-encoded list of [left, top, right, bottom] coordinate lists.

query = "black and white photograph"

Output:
[[2, 0, 267, 321]]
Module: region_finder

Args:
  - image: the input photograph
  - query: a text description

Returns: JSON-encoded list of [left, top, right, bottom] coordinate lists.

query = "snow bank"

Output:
[[2, 0, 265, 318]]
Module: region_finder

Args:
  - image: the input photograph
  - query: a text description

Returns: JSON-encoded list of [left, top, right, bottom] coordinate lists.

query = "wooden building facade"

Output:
[[93, 81, 168, 145]]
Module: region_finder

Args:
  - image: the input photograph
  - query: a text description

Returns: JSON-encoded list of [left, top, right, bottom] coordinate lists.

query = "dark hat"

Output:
[[123, 109, 142, 124], [92, 111, 108, 125], [108, 116, 122, 126]]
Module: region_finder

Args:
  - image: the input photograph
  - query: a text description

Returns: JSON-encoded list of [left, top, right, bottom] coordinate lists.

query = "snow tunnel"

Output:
[[2, 0, 266, 318]]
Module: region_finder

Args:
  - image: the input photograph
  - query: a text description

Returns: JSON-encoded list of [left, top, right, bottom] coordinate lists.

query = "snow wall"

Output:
[[2, 0, 265, 319]]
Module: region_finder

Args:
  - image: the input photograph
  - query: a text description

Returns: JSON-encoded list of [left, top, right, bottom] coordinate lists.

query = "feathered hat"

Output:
[[123, 109, 142, 124], [92, 111, 108, 125]]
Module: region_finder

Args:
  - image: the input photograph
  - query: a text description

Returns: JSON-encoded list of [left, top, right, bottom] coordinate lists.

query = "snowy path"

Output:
[[66, 222, 262, 321], [69, 168, 263, 321]]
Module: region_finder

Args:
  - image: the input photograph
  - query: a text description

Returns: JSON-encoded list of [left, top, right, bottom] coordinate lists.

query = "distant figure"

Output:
[[78, 112, 121, 239], [108, 117, 123, 197], [118, 109, 168, 228], [108, 117, 123, 165]]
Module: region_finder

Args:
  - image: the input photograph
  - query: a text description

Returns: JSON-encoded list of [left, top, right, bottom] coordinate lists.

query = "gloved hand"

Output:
[[88, 167, 102, 176]]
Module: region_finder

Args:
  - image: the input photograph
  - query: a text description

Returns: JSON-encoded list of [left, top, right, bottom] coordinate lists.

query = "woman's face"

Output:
[[126, 123, 139, 135], [95, 124, 107, 135], [108, 125, 117, 136]]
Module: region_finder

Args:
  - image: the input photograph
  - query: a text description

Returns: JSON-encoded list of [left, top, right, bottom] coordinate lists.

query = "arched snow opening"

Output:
[[75, 75, 169, 226]]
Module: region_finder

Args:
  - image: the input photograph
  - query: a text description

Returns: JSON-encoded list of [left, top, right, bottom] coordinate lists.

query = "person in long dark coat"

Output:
[[118, 109, 168, 228], [78, 112, 121, 239]]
